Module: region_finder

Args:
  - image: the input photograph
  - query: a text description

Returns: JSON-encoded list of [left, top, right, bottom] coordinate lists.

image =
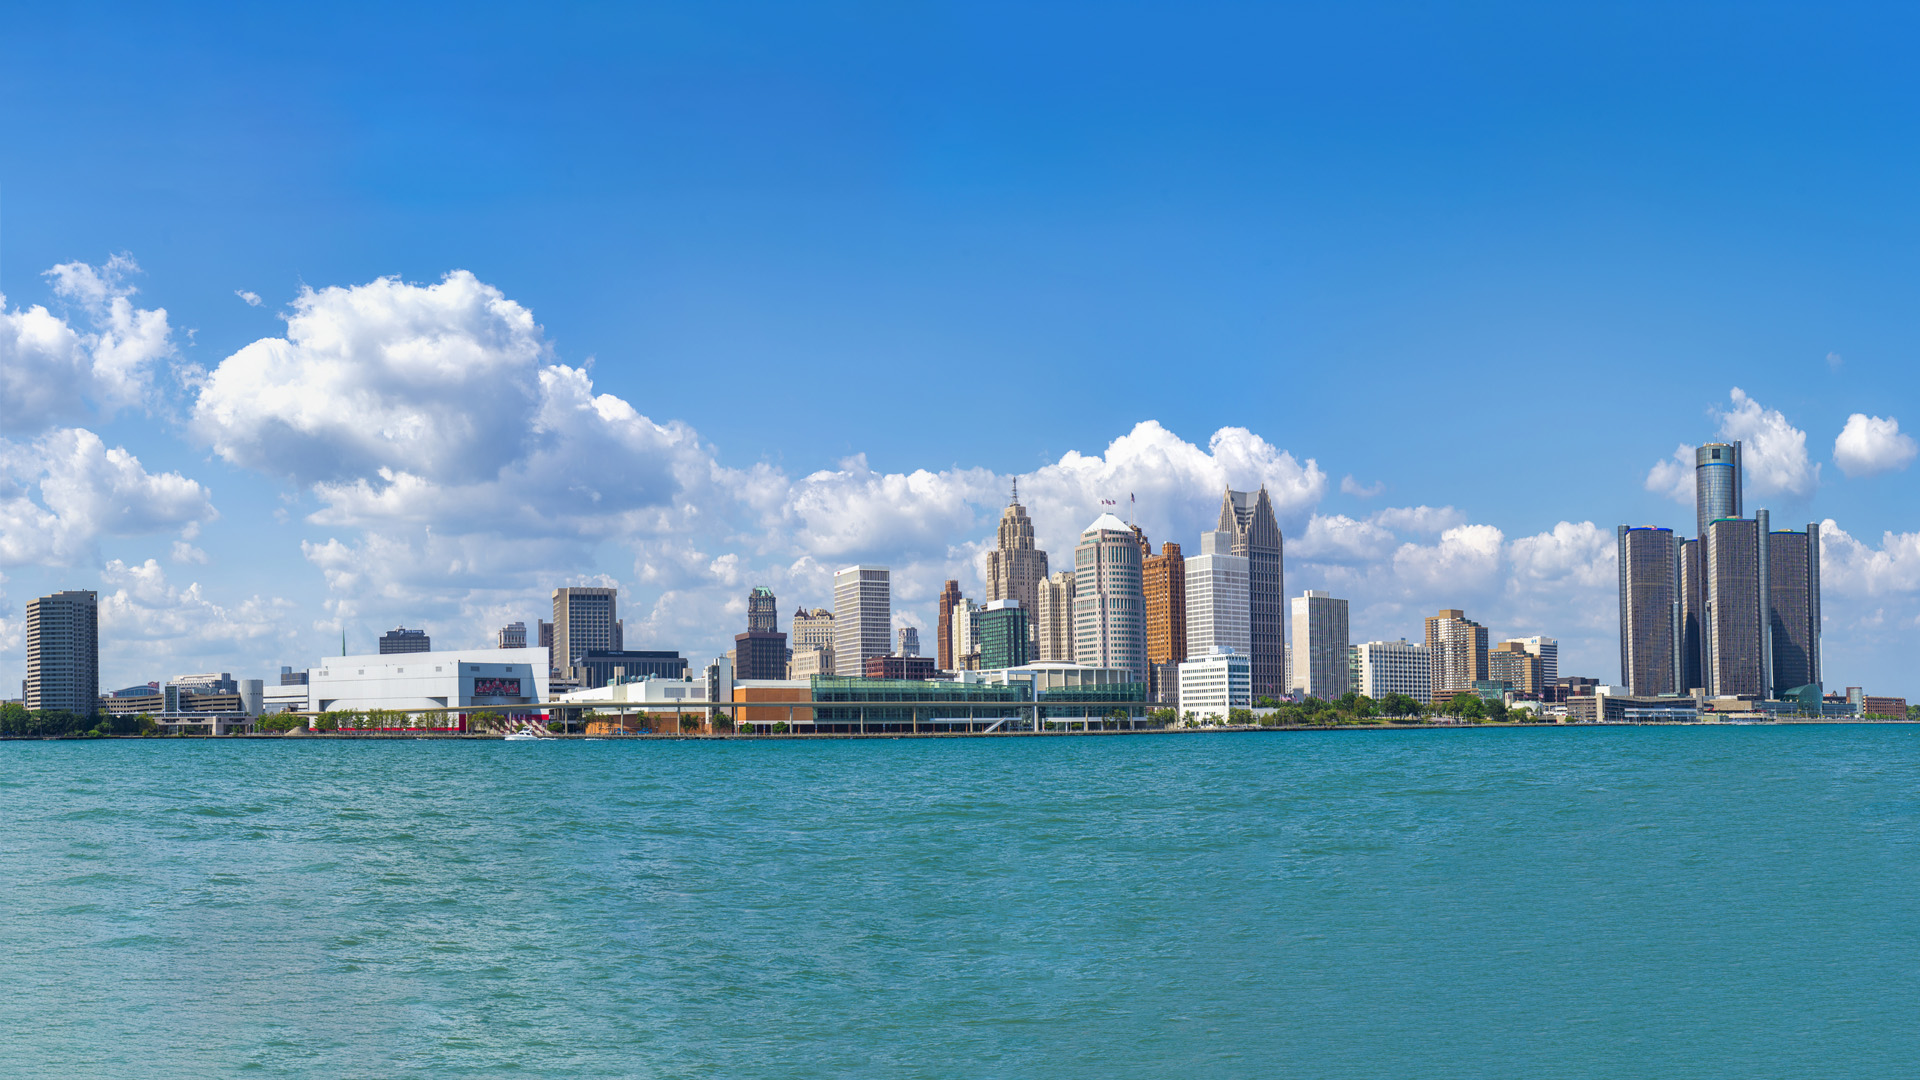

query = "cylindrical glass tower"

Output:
[[1695, 441, 1742, 540]]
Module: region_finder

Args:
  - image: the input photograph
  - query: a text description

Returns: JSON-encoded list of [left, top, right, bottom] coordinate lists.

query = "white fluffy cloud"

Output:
[[1645, 444, 1697, 505], [1819, 520, 1920, 597], [0, 255, 174, 431], [1717, 387, 1819, 498], [1644, 388, 1820, 503], [0, 428, 216, 566], [99, 558, 296, 669], [1833, 414, 1918, 478], [194, 271, 550, 485]]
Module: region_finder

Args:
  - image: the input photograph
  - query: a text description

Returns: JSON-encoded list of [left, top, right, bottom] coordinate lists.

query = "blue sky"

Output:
[[4, 2, 1919, 695]]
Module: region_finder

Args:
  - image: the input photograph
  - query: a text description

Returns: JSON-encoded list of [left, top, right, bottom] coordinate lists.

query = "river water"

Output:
[[1, 725, 1916, 1077]]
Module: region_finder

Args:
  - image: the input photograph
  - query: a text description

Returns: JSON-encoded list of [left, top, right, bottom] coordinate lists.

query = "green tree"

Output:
[[258, 714, 304, 733], [1227, 707, 1255, 726], [1487, 698, 1509, 723]]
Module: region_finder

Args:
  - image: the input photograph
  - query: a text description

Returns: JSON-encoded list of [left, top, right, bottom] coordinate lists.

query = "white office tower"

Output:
[[1177, 647, 1251, 722], [1035, 571, 1077, 662], [951, 599, 980, 668], [832, 566, 893, 676], [1184, 530, 1250, 661], [1073, 514, 1148, 685], [1352, 640, 1433, 704], [1288, 590, 1351, 700], [1517, 635, 1558, 685]]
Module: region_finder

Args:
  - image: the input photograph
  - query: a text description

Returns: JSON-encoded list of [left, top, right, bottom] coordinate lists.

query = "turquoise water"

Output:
[[2, 726, 1917, 1078]]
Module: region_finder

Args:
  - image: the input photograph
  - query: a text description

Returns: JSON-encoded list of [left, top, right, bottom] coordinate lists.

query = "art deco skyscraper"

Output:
[[986, 483, 1048, 629], [1073, 513, 1147, 685], [735, 585, 787, 680], [1218, 488, 1285, 699], [1616, 526, 1681, 695], [25, 590, 98, 715]]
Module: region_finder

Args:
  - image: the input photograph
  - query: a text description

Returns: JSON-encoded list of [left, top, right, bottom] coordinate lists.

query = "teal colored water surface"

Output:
[[2, 726, 1917, 1078]]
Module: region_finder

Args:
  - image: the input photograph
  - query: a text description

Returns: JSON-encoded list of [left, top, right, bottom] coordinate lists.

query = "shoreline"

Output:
[[4, 718, 1915, 741]]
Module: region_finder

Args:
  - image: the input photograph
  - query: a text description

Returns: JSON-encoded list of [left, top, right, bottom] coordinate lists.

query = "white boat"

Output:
[[504, 728, 549, 741]]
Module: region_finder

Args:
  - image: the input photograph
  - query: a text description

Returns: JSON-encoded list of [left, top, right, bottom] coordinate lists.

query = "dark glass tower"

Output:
[[1616, 526, 1680, 695], [1704, 510, 1770, 698], [1767, 524, 1822, 696]]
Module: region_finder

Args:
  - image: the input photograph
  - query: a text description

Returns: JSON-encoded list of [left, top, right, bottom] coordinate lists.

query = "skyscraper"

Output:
[[497, 621, 527, 649], [1616, 525, 1681, 695], [832, 566, 892, 676], [1074, 513, 1147, 684], [1767, 523, 1822, 696], [1289, 590, 1350, 700], [25, 590, 98, 715], [1184, 530, 1250, 661], [1034, 571, 1076, 662], [1424, 609, 1488, 702], [951, 599, 980, 669], [1488, 641, 1544, 694], [1695, 442, 1743, 541], [1142, 539, 1186, 697], [936, 580, 962, 670], [976, 600, 1031, 670], [790, 606, 835, 677], [1218, 488, 1285, 699], [735, 585, 788, 680], [553, 587, 618, 676], [747, 585, 779, 633], [1704, 511, 1770, 698], [897, 626, 921, 657], [986, 482, 1048, 632], [1678, 538, 1705, 692]]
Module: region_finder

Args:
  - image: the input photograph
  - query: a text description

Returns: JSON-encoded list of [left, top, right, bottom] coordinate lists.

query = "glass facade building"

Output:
[[1616, 525, 1681, 695]]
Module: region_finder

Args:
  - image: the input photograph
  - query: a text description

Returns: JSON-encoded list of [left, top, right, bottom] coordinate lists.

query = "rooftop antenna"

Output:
[[341, 628, 346, 656], [1010, 477, 1019, 505]]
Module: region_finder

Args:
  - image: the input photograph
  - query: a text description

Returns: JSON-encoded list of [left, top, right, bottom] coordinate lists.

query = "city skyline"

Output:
[[6, 7, 1920, 697]]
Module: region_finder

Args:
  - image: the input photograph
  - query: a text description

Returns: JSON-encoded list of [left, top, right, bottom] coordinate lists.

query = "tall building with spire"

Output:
[[986, 481, 1048, 634], [1217, 488, 1285, 699]]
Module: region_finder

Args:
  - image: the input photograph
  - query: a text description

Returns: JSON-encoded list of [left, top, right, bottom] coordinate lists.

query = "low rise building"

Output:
[[1568, 691, 1700, 724], [1862, 695, 1908, 718], [1351, 639, 1432, 703], [1177, 647, 1251, 722], [311, 648, 550, 713]]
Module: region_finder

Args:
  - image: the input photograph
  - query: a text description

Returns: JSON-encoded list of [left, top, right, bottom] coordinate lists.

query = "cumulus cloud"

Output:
[[0, 428, 216, 566], [194, 270, 550, 485], [1717, 387, 1818, 498], [1642, 389, 1820, 503], [1819, 520, 1920, 597], [0, 254, 174, 431], [1292, 514, 1397, 563], [1509, 521, 1615, 589], [1369, 505, 1465, 534], [1392, 524, 1505, 594], [1340, 475, 1384, 498], [235, 290, 262, 307], [99, 558, 296, 670], [1833, 414, 1918, 478], [1645, 444, 1697, 505]]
